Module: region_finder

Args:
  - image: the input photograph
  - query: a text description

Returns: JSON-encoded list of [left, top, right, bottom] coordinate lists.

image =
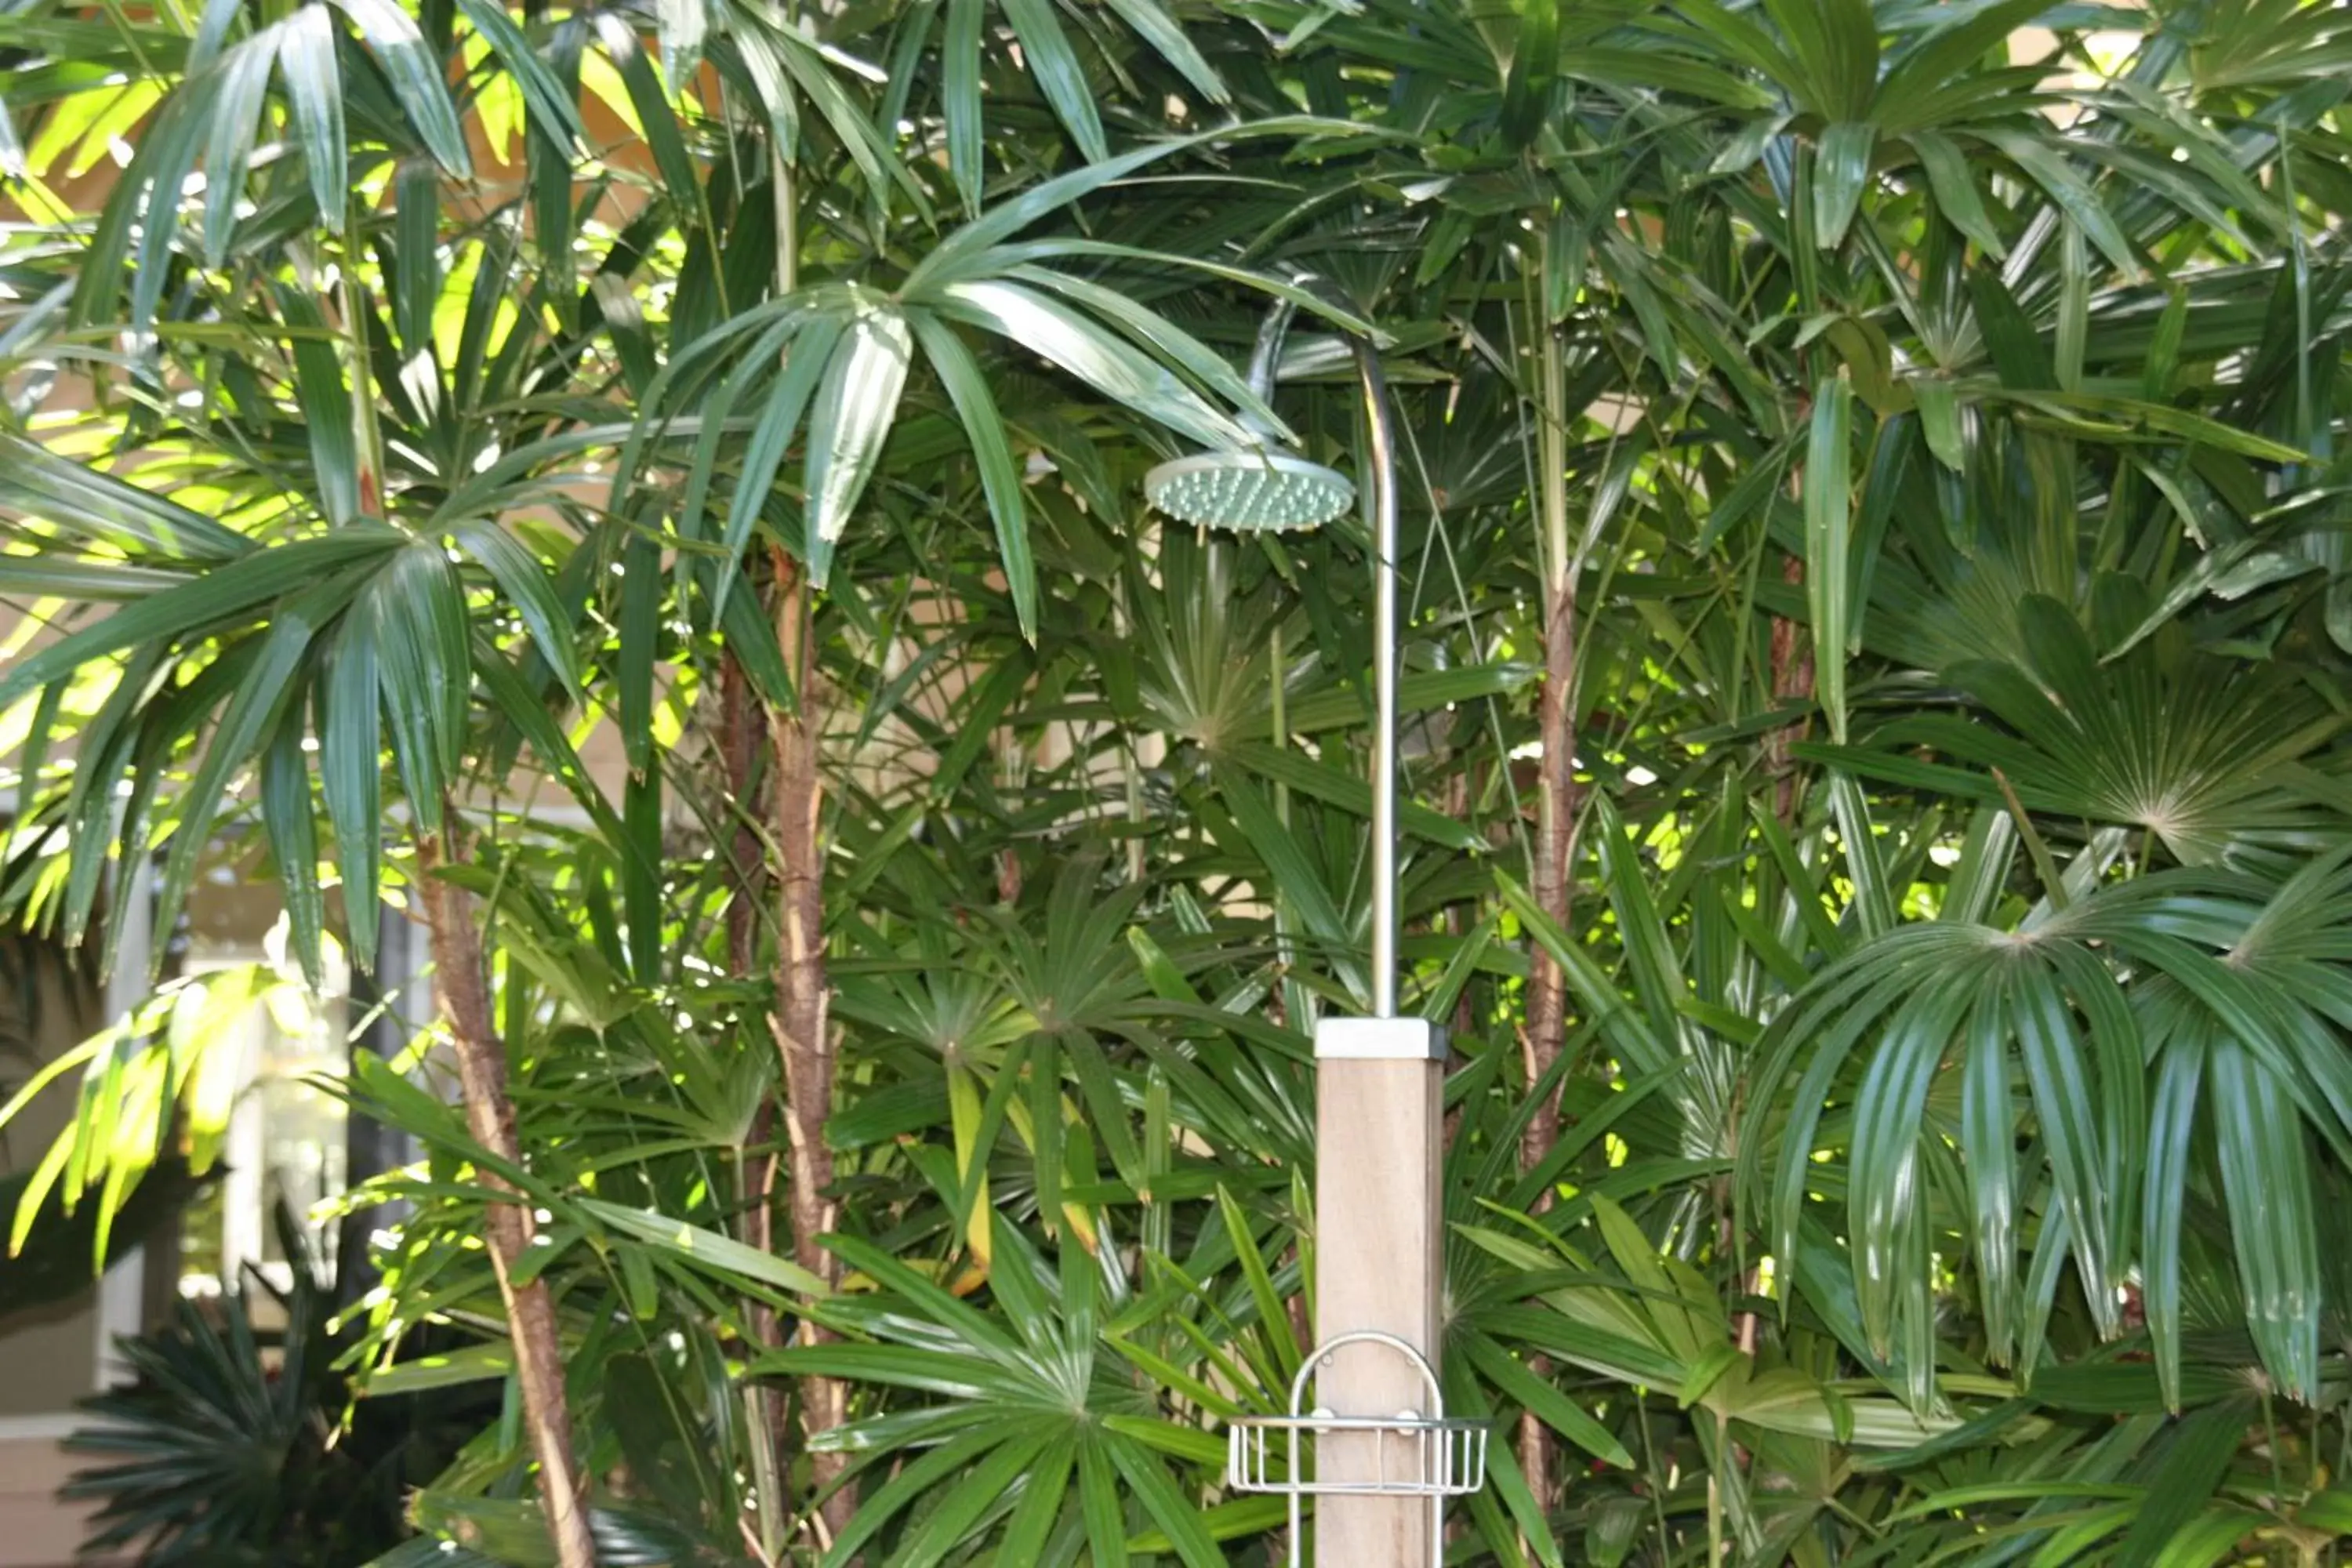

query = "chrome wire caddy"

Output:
[[1224, 1331, 1488, 1566]]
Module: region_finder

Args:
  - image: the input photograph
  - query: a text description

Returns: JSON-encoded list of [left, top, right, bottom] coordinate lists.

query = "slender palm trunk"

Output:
[[1766, 555, 1815, 822], [724, 647, 768, 979], [1517, 309, 1580, 1522], [768, 552, 853, 1548], [1523, 572, 1577, 1164], [1740, 554, 1815, 1373], [417, 825, 596, 1568], [720, 647, 789, 1561], [1518, 562, 1577, 1519]]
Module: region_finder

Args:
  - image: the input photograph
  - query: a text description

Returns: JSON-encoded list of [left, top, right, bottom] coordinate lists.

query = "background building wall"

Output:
[[0, 931, 129, 1568]]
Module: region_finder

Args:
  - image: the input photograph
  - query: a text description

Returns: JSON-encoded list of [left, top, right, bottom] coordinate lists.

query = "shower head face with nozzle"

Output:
[[1143, 450, 1356, 534]]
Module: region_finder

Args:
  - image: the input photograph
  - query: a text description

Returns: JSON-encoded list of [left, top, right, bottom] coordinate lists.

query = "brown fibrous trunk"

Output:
[[722, 647, 773, 1265], [767, 553, 854, 1549], [1519, 566, 1580, 1519], [417, 826, 597, 1568], [1766, 556, 1816, 822], [720, 645, 787, 1554]]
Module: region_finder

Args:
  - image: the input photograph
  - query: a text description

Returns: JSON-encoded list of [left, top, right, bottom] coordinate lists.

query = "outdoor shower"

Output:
[[1142, 297, 1486, 1568]]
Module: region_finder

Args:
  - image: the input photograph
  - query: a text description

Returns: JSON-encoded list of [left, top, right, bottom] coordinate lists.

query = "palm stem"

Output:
[[768, 547, 853, 1548], [1519, 239, 1578, 1523], [416, 822, 594, 1568]]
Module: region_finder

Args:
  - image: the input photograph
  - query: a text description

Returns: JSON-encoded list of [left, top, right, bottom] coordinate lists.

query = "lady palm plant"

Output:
[[61, 1204, 491, 1566], [2, 0, 1364, 1556], [0, 206, 631, 1561]]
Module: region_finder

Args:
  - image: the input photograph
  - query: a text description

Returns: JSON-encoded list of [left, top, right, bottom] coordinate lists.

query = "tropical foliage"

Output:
[[60, 1204, 491, 1567], [5, 0, 2352, 1563]]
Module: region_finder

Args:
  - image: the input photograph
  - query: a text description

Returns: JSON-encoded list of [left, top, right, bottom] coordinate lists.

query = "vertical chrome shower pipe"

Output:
[[1231, 298, 1399, 1017]]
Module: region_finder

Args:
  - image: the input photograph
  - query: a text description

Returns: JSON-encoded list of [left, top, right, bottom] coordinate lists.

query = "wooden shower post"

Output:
[[1313, 1018, 1446, 1567]]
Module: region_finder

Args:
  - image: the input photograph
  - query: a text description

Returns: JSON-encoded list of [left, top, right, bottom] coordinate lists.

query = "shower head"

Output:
[[1143, 448, 1356, 534], [1144, 291, 1356, 533]]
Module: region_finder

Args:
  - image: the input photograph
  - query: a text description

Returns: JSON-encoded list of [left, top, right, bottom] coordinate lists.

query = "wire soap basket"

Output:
[[1225, 1330, 1488, 1566]]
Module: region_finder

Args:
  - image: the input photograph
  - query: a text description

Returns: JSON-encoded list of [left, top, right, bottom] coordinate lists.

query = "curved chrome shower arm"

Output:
[[1245, 296, 1302, 408]]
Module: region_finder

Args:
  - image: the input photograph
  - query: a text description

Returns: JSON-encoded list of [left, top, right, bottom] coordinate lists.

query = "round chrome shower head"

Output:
[[1143, 450, 1356, 534]]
